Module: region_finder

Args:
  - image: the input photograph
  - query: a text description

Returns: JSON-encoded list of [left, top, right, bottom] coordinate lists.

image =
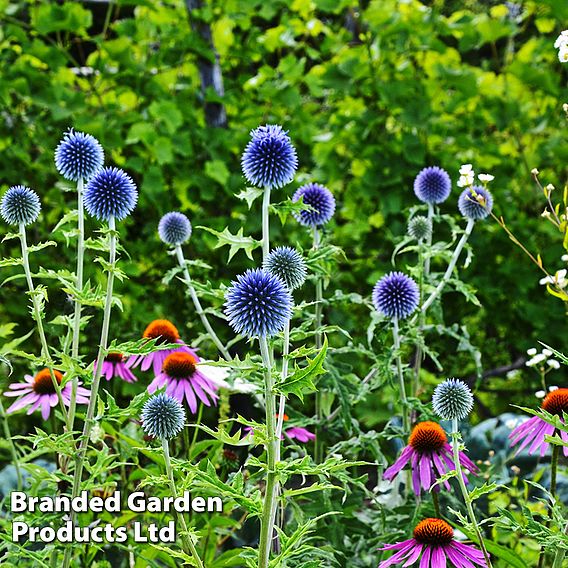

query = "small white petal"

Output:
[[527, 348, 537, 356], [535, 390, 546, 399]]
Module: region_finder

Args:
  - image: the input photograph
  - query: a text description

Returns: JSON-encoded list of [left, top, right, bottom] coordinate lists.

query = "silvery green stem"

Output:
[[552, 521, 568, 568], [262, 186, 270, 261], [258, 335, 278, 568], [162, 438, 204, 567], [62, 217, 117, 568], [451, 418, 493, 568], [19, 223, 69, 428], [392, 317, 409, 434], [423, 203, 434, 275], [421, 218, 475, 312], [0, 397, 21, 490], [69, 177, 85, 429], [313, 227, 325, 462], [174, 245, 231, 360], [275, 320, 290, 454]]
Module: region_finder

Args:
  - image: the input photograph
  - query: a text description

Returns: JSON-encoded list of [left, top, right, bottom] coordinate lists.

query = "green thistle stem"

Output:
[[258, 335, 278, 568], [174, 245, 231, 360], [69, 177, 85, 430], [552, 519, 568, 568], [162, 438, 204, 567], [313, 227, 324, 462], [262, 186, 270, 261], [189, 402, 203, 459], [451, 418, 493, 568], [0, 397, 21, 490], [538, 440, 560, 568], [392, 317, 409, 434], [413, 238, 426, 401], [423, 203, 434, 275]]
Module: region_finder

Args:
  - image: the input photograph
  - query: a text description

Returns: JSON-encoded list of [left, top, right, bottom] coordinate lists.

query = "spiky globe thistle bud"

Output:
[[408, 215, 432, 241], [141, 393, 185, 439], [84, 167, 138, 222], [241, 124, 298, 189], [372, 271, 419, 320], [0, 186, 41, 226], [458, 186, 493, 221], [158, 212, 192, 246], [263, 246, 307, 291], [54, 129, 104, 181], [224, 268, 293, 338], [432, 378, 474, 421], [292, 183, 336, 228], [414, 166, 452, 204]]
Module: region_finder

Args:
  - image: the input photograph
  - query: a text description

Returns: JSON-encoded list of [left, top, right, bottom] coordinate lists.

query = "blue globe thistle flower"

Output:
[[241, 124, 298, 189], [141, 393, 186, 439], [408, 215, 432, 241], [54, 129, 104, 181], [373, 271, 419, 320], [158, 212, 192, 246], [263, 246, 307, 291], [292, 183, 336, 227], [84, 167, 138, 222], [432, 378, 474, 421], [458, 186, 493, 221], [224, 268, 293, 338], [0, 186, 41, 226], [414, 166, 452, 204]]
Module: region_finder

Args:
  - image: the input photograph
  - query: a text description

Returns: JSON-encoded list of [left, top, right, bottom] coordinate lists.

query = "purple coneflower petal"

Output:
[[419, 453, 432, 490], [183, 381, 198, 413], [41, 398, 51, 420], [420, 545, 431, 568], [402, 542, 423, 566], [7, 391, 39, 412], [384, 445, 414, 480]]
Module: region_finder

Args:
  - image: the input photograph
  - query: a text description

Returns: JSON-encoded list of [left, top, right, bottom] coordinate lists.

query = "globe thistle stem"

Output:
[[69, 177, 85, 430], [0, 397, 21, 490], [552, 520, 568, 568], [538, 440, 560, 568], [18, 224, 70, 429], [262, 186, 271, 261], [423, 203, 434, 275], [451, 418, 493, 568], [275, 320, 290, 452], [313, 227, 325, 463], [421, 218, 475, 312], [63, 217, 117, 568], [258, 335, 278, 568], [392, 317, 409, 434], [174, 245, 231, 360]]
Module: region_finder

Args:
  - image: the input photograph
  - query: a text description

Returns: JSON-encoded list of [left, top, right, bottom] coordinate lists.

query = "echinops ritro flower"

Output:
[[407, 215, 432, 241], [372, 272, 419, 320], [158, 212, 192, 246], [84, 167, 138, 222], [432, 378, 474, 421], [458, 186, 493, 221], [141, 393, 186, 439], [54, 129, 104, 181], [263, 247, 307, 291], [292, 183, 336, 227], [413, 166, 451, 204], [0, 186, 41, 226]]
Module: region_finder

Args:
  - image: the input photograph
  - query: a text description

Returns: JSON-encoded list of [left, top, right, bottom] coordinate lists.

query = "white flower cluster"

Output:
[[457, 164, 494, 188], [526, 347, 560, 370], [535, 385, 559, 399], [539, 268, 567, 288], [555, 30, 568, 63]]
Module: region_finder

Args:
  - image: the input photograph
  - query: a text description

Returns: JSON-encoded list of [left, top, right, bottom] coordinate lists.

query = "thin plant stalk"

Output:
[[262, 186, 270, 261], [423, 203, 434, 274], [432, 489, 440, 518], [69, 177, 85, 429], [19, 223, 69, 428], [188, 402, 204, 458], [538, 440, 560, 568], [421, 218, 475, 312], [413, 238, 426, 399], [392, 317, 409, 434], [162, 438, 204, 567], [258, 335, 278, 568], [313, 227, 324, 462], [451, 419, 492, 568], [0, 397, 21, 490], [552, 519, 568, 568], [62, 217, 117, 568], [174, 245, 231, 360], [275, 320, 290, 453]]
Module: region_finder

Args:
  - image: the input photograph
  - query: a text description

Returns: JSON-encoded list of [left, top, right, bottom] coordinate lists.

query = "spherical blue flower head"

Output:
[[432, 378, 474, 420], [84, 167, 138, 222], [141, 393, 186, 439], [263, 246, 307, 291], [372, 271, 419, 320], [0, 185, 41, 226], [292, 183, 336, 227], [241, 124, 298, 189], [224, 268, 293, 338], [458, 186, 493, 221], [54, 129, 104, 181], [413, 166, 452, 204], [158, 212, 192, 246]]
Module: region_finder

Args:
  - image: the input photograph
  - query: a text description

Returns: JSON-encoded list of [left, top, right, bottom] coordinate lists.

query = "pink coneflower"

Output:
[[127, 319, 194, 375], [379, 518, 488, 567], [280, 414, 315, 442], [4, 368, 90, 420], [95, 352, 137, 383], [509, 388, 568, 457], [148, 351, 218, 413], [384, 421, 478, 495]]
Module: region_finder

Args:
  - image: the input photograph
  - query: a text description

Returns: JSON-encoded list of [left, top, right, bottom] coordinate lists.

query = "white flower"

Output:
[[527, 348, 537, 356], [531, 168, 539, 176], [549, 385, 559, 392], [459, 164, 473, 174], [526, 353, 547, 367], [561, 254, 568, 262], [542, 348, 553, 357], [478, 173, 495, 182], [558, 47, 568, 63], [457, 173, 475, 187], [554, 30, 568, 49], [539, 269, 568, 288], [535, 390, 546, 399], [548, 359, 561, 370], [541, 210, 552, 219], [545, 183, 555, 192]]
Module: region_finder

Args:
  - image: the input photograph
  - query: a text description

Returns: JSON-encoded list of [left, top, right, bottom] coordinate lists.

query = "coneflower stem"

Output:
[[189, 403, 203, 458], [69, 177, 85, 430], [422, 218, 475, 312], [392, 317, 409, 434], [62, 217, 117, 568], [174, 245, 231, 360], [432, 490, 440, 518], [0, 397, 21, 490], [258, 335, 278, 568], [162, 438, 204, 567], [451, 419, 493, 568], [313, 227, 324, 463], [262, 186, 270, 262], [19, 224, 70, 429]]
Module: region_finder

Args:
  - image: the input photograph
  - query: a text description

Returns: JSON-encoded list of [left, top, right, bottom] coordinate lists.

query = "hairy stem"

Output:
[[174, 245, 231, 360], [258, 335, 278, 568], [392, 317, 409, 434], [313, 227, 324, 462], [423, 203, 434, 274], [0, 397, 21, 490], [262, 186, 270, 262], [413, 238, 425, 401]]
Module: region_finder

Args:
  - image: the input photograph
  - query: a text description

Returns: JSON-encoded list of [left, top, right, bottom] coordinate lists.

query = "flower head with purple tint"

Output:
[[432, 378, 474, 421], [4, 368, 90, 420], [263, 246, 307, 291], [1, 186, 41, 226], [292, 183, 336, 227], [241, 124, 298, 189], [95, 352, 137, 383], [413, 166, 452, 204], [458, 186, 493, 221], [141, 393, 185, 439], [383, 421, 478, 496], [55, 129, 104, 181], [373, 271, 419, 320], [509, 388, 568, 457], [148, 351, 219, 414], [84, 167, 138, 221], [379, 518, 488, 567], [158, 211, 192, 246]]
